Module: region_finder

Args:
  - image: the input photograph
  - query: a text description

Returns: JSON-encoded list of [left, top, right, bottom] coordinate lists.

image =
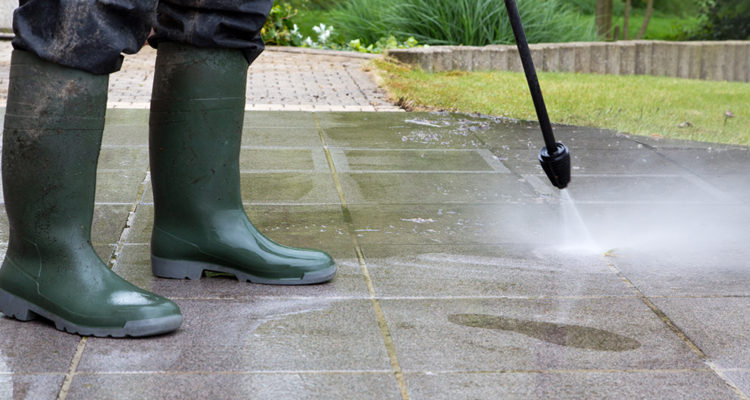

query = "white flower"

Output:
[[313, 23, 334, 45]]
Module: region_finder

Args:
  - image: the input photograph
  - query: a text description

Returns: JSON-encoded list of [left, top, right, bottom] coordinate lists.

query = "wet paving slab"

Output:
[[379, 297, 706, 372], [77, 299, 390, 373], [0, 320, 81, 373], [67, 372, 402, 400], [725, 372, 750, 397], [0, 375, 66, 400], [360, 244, 629, 298], [405, 371, 741, 400], [650, 297, 750, 370], [1, 109, 750, 398], [113, 244, 366, 300]]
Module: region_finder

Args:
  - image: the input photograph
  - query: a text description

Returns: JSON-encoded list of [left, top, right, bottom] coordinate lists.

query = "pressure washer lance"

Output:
[[503, 0, 571, 189]]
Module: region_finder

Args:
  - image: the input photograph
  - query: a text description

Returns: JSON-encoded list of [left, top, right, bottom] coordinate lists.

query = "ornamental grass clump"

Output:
[[331, 0, 596, 47]]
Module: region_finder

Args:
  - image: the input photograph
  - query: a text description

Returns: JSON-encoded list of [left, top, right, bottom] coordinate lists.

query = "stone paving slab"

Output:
[[379, 297, 706, 372], [0, 375, 64, 400], [0, 109, 749, 400], [727, 372, 750, 397], [651, 297, 750, 370], [67, 373, 402, 400], [0, 40, 401, 112], [77, 299, 390, 373], [405, 371, 741, 400], [361, 244, 629, 298]]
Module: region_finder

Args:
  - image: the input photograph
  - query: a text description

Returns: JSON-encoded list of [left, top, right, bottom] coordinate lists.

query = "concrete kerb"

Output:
[[605, 42, 621, 75], [265, 45, 380, 60], [470, 47, 491, 71], [542, 45, 561, 72], [528, 44, 545, 72], [678, 42, 700, 79], [650, 41, 678, 77], [386, 40, 750, 82], [618, 42, 637, 75], [0, 1, 15, 33], [700, 41, 724, 81], [728, 40, 748, 82], [486, 45, 511, 71], [588, 42, 607, 74], [573, 42, 592, 74]]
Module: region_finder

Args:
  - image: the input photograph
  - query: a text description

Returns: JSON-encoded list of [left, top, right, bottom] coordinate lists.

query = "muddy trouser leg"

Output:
[[147, 0, 337, 284], [0, 1, 183, 337], [11, 0, 156, 74], [148, 0, 273, 64]]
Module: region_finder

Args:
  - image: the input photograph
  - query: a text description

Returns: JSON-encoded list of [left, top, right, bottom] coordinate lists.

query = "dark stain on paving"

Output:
[[448, 313, 641, 352]]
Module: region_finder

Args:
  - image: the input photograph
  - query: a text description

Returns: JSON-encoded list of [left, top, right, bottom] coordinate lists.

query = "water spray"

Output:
[[503, 0, 571, 189]]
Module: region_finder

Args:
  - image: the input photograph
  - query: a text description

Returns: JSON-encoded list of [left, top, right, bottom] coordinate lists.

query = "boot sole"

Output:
[[151, 255, 336, 285], [0, 288, 182, 338]]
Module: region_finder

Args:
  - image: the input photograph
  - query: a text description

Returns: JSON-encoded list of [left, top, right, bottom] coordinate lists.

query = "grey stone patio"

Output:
[[0, 108, 749, 399], [1, 34, 750, 400]]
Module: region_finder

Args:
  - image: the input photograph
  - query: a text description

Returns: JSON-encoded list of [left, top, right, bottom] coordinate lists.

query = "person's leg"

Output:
[[0, 1, 182, 337], [12, 0, 155, 74], [147, 1, 336, 284]]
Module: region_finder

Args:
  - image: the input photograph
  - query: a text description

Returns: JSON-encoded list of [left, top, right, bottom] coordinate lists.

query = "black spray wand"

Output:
[[503, 0, 571, 189]]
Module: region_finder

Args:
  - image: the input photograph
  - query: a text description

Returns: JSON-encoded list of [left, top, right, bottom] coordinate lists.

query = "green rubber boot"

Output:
[[149, 42, 336, 285], [0, 50, 182, 337]]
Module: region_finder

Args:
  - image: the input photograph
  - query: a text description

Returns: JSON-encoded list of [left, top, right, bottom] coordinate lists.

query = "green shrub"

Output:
[[690, 0, 750, 40], [329, 0, 397, 46], [261, 1, 305, 46], [562, 0, 597, 14], [654, 0, 700, 17], [332, 0, 596, 47], [563, 0, 699, 17], [305, 0, 346, 10]]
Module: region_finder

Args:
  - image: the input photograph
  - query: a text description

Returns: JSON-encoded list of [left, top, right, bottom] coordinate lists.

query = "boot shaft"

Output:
[[2, 50, 108, 248], [149, 42, 249, 227]]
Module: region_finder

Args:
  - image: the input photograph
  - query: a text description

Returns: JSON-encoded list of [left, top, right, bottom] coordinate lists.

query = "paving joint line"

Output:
[[74, 370, 394, 376], [166, 294, 641, 301], [108, 172, 151, 271], [54, 167, 152, 399], [313, 113, 411, 400], [56, 337, 88, 400], [342, 64, 380, 111], [403, 368, 716, 375], [649, 145, 744, 204], [605, 257, 750, 400]]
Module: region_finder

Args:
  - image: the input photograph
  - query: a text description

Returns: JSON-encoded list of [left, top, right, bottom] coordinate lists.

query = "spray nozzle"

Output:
[[539, 143, 571, 189]]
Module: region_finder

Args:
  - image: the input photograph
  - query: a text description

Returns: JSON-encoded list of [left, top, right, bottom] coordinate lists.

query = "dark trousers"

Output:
[[11, 0, 274, 74]]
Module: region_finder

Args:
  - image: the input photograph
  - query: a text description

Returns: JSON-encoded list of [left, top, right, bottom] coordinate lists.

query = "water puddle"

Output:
[[448, 313, 641, 352], [404, 118, 446, 128]]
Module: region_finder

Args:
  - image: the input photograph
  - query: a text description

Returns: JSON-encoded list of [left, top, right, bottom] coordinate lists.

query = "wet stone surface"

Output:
[[651, 297, 750, 369], [67, 373, 402, 400], [379, 297, 706, 372], [361, 244, 629, 298], [113, 244, 366, 300], [77, 299, 390, 373], [405, 371, 740, 400], [1, 109, 749, 398], [0, 375, 66, 400]]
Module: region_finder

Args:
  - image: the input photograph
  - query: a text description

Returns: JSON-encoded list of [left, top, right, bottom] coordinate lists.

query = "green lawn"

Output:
[[374, 60, 750, 146], [607, 12, 699, 40]]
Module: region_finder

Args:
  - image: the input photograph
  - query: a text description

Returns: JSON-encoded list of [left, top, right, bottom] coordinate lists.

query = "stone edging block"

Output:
[[386, 40, 750, 82]]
